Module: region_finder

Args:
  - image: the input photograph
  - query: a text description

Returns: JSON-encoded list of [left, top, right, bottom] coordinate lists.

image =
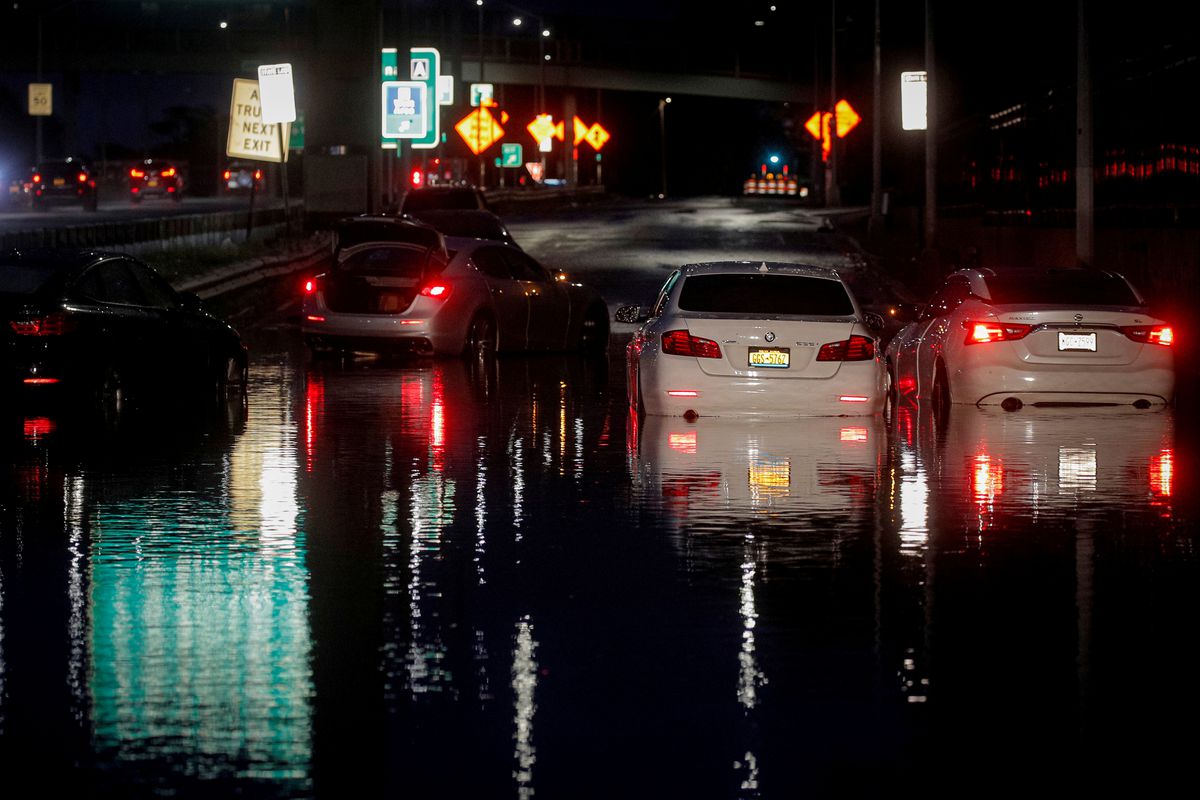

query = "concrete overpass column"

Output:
[[562, 92, 576, 187]]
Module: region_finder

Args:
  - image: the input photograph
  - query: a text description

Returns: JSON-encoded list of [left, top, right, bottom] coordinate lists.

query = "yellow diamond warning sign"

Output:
[[455, 106, 506, 155]]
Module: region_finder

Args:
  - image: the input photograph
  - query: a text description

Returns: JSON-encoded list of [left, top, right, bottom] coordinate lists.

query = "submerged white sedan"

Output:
[[616, 262, 886, 417], [885, 266, 1175, 411]]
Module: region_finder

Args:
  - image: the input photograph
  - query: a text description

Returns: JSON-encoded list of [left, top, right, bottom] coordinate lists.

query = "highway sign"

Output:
[[471, 83, 495, 108], [501, 143, 523, 167], [409, 47, 441, 150], [438, 75, 454, 106], [226, 78, 290, 162], [525, 162, 544, 183], [382, 81, 428, 139], [256, 63, 296, 124], [28, 83, 52, 116]]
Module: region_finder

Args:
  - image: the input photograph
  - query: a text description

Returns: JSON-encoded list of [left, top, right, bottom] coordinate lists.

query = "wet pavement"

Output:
[[1, 197, 1197, 797]]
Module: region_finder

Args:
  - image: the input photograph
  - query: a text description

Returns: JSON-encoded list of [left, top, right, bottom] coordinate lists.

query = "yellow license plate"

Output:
[[748, 347, 790, 368], [53, 178, 66, 187], [148, 179, 159, 187]]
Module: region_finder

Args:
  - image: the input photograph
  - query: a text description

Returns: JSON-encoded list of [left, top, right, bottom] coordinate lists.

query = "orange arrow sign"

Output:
[[804, 112, 823, 141], [527, 114, 565, 148], [455, 107, 505, 155], [583, 123, 610, 151], [835, 100, 861, 138], [573, 116, 589, 146]]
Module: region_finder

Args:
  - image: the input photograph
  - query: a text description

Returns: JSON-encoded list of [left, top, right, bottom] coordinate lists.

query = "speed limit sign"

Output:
[[28, 83, 52, 116]]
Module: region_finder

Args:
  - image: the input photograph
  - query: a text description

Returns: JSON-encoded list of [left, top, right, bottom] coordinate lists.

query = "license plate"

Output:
[[148, 179, 159, 187], [1058, 331, 1097, 352], [53, 178, 66, 187], [748, 347, 790, 368]]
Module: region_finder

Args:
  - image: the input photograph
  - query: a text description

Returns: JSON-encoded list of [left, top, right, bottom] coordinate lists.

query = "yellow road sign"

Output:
[[226, 78, 290, 163]]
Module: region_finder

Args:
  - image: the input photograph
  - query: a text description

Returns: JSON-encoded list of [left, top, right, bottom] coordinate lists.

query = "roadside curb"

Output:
[[175, 235, 331, 300]]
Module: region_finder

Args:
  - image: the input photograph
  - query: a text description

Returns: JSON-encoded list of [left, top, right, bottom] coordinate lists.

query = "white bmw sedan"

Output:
[[301, 220, 609, 358], [617, 262, 886, 417], [885, 267, 1175, 411]]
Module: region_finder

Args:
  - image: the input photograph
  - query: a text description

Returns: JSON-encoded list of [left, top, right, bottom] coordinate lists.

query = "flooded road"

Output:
[[1, 198, 1197, 797]]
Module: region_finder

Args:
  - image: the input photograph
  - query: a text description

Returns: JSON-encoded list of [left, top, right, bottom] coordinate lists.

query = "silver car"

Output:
[[301, 218, 609, 358]]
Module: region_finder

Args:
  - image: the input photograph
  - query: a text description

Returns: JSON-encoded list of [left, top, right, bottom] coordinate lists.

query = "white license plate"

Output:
[[748, 347, 790, 368], [1058, 331, 1097, 352]]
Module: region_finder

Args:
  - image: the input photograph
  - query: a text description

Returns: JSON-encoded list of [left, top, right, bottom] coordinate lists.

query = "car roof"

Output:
[[0, 247, 122, 271], [679, 261, 845, 281], [333, 215, 446, 253]]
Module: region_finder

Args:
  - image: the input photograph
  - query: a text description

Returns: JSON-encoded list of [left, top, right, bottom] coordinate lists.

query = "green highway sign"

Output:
[[501, 143, 523, 168], [409, 47, 440, 150]]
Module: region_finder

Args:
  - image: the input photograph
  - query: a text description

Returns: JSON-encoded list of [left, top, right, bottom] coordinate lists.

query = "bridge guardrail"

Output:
[[0, 204, 298, 254]]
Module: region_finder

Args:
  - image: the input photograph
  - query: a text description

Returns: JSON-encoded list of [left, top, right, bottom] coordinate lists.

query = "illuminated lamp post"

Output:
[[657, 96, 671, 199]]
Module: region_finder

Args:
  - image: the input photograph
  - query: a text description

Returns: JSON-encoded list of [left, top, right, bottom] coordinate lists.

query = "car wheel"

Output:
[[932, 361, 951, 425], [464, 313, 498, 360], [95, 365, 126, 418], [218, 355, 247, 397], [578, 302, 610, 356]]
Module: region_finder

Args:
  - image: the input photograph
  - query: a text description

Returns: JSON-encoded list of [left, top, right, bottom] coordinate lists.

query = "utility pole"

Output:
[[1076, 0, 1095, 268], [869, 0, 883, 238], [827, 0, 841, 207], [923, 0, 938, 267]]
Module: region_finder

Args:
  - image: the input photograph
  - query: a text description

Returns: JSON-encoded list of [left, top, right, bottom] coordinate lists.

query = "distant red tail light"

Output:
[[817, 335, 875, 361], [130, 168, 145, 179], [964, 319, 1032, 345], [420, 282, 452, 299], [11, 312, 74, 336], [253, 169, 263, 181], [31, 173, 42, 184], [77, 172, 88, 183], [1121, 324, 1174, 347], [161, 167, 177, 178], [223, 170, 232, 180], [303, 277, 319, 294], [661, 330, 721, 359]]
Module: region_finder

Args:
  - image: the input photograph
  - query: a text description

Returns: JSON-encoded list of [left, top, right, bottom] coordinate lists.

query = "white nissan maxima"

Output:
[[616, 262, 886, 417], [886, 266, 1176, 411]]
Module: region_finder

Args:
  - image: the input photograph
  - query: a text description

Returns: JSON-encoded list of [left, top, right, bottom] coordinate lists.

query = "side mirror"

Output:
[[614, 304, 649, 324], [862, 311, 886, 332]]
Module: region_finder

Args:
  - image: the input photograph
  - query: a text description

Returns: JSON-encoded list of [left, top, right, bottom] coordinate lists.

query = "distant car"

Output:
[[617, 262, 886, 417], [403, 209, 520, 248], [221, 161, 266, 194], [885, 266, 1175, 411], [129, 158, 183, 203], [397, 186, 489, 214], [30, 158, 98, 212], [301, 216, 608, 358], [0, 248, 247, 411]]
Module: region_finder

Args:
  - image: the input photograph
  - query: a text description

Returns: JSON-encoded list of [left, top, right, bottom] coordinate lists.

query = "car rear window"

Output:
[[984, 273, 1141, 306], [402, 190, 483, 212], [677, 273, 855, 316], [0, 264, 59, 295], [414, 212, 504, 240], [36, 162, 85, 178], [337, 245, 446, 277]]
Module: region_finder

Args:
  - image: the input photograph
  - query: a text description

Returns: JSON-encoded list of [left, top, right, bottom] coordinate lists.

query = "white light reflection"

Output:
[[405, 466, 456, 696], [476, 436, 488, 584], [66, 475, 87, 723], [734, 750, 760, 794], [0, 558, 5, 734], [512, 615, 538, 799], [509, 436, 525, 535], [898, 450, 929, 556], [1058, 447, 1097, 494], [574, 417, 584, 480], [737, 538, 766, 710]]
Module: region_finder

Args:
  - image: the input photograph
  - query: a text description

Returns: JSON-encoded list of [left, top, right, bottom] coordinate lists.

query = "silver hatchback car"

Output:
[[301, 217, 609, 358]]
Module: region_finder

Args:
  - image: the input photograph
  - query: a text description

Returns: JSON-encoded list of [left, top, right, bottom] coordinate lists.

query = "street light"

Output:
[[657, 97, 672, 199]]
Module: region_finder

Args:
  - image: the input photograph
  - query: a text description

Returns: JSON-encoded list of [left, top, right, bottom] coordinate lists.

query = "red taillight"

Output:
[[77, 172, 87, 183], [10, 312, 73, 336], [253, 169, 263, 181], [161, 167, 176, 178], [661, 329, 721, 359], [130, 187, 140, 194], [964, 319, 1032, 345], [420, 282, 451, 299], [31, 173, 42, 184], [223, 170, 232, 180], [22, 378, 60, 385], [1121, 325, 1174, 347], [304, 278, 317, 294], [130, 168, 145, 179], [816, 335, 875, 361], [411, 169, 424, 188]]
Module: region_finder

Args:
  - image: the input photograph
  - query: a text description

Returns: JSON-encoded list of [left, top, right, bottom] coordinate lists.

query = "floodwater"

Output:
[[2, 329, 1196, 798]]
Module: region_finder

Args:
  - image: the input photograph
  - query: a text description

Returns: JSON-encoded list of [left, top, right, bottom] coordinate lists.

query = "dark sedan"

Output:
[[1, 249, 247, 413]]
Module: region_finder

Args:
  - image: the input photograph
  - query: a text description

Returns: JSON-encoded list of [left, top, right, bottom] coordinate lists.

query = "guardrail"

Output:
[[0, 205, 297, 253]]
